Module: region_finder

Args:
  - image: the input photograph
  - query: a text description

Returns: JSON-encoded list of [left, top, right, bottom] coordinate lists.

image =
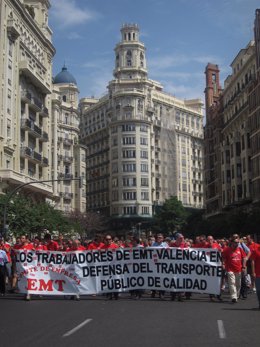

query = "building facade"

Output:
[[204, 9, 260, 218], [248, 9, 260, 203], [0, 1, 86, 215], [80, 24, 204, 224], [204, 64, 223, 217]]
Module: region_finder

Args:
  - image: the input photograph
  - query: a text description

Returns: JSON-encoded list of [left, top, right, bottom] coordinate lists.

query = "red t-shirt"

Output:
[[19, 243, 34, 250], [87, 242, 105, 250], [208, 242, 222, 251], [248, 242, 259, 253], [100, 243, 119, 249], [222, 246, 246, 273], [46, 240, 59, 251], [66, 245, 86, 252], [0, 243, 11, 262], [171, 242, 188, 249], [34, 244, 47, 251], [250, 245, 260, 277]]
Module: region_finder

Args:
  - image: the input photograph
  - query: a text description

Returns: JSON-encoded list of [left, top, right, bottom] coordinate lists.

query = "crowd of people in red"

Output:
[[0, 232, 259, 308]]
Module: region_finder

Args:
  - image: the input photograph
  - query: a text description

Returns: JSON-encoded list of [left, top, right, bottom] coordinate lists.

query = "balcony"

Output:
[[40, 106, 49, 117], [21, 118, 42, 138], [41, 157, 49, 166], [19, 60, 51, 94], [60, 192, 73, 200], [33, 151, 42, 162], [63, 155, 73, 163], [64, 173, 74, 179], [21, 91, 32, 103], [20, 146, 41, 163], [29, 96, 43, 112], [39, 131, 49, 142], [63, 138, 73, 146]]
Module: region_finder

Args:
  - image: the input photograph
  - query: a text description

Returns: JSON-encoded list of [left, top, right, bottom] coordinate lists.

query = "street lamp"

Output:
[[1, 177, 82, 237]]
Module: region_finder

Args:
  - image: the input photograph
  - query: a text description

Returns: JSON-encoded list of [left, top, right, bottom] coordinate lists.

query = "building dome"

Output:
[[53, 66, 77, 85]]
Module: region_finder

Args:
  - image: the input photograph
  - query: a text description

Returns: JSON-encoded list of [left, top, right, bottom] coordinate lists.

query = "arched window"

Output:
[[126, 50, 132, 67], [140, 52, 144, 67], [63, 95, 66, 102]]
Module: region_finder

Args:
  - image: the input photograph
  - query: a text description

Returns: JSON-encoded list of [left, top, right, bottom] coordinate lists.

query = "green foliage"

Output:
[[0, 194, 71, 237], [154, 196, 188, 234]]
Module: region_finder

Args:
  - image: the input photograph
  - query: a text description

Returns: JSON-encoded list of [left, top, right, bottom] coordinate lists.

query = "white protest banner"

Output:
[[15, 248, 222, 295]]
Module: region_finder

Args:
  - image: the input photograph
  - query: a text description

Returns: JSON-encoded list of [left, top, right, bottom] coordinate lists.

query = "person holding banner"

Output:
[[151, 233, 168, 300], [222, 238, 247, 303], [101, 234, 119, 300], [44, 234, 59, 251], [87, 234, 104, 250]]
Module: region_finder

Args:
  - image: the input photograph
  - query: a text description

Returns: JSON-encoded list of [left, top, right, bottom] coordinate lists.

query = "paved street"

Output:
[[0, 290, 259, 347]]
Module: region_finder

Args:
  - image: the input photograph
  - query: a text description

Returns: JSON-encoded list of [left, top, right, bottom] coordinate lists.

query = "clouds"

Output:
[[50, 0, 100, 29]]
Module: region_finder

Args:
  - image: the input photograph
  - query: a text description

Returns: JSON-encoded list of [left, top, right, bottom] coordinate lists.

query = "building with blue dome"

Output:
[[53, 66, 77, 85]]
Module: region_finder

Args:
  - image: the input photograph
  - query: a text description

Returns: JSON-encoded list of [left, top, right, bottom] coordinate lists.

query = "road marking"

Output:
[[63, 318, 93, 337], [217, 320, 226, 339]]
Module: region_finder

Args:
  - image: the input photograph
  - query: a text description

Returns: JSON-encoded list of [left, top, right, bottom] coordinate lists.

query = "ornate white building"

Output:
[[0, 1, 86, 215], [80, 24, 204, 223]]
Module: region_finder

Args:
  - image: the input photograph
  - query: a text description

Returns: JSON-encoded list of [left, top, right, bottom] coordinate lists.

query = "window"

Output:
[[126, 50, 132, 66], [142, 206, 149, 215], [123, 177, 136, 187], [123, 206, 137, 215], [123, 163, 136, 172], [123, 150, 136, 158], [140, 150, 148, 159], [141, 191, 149, 200], [140, 124, 148, 132], [140, 137, 148, 145], [123, 191, 137, 200], [122, 137, 135, 145], [141, 177, 149, 186], [141, 163, 148, 172], [122, 124, 135, 131]]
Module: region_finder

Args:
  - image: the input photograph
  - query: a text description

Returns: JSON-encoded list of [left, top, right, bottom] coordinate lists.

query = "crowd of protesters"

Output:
[[0, 231, 259, 308]]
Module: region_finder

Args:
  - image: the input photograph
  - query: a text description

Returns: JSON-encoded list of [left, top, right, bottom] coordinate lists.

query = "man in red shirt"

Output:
[[100, 235, 119, 250], [66, 239, 86, 252], [245, 234, 259, 293], [101, 235, 119, 299], [33, 237, 47, 251], [87, 235, 104, 250], [222, 238, 247, 303], [251, 244, 260, 309], [44, 234, 59, 251]]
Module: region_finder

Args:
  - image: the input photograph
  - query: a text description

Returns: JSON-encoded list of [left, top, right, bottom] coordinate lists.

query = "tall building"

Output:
[[221, 41, 255, 210], [0, 0, 55, 200], [0, 1, 86, 215], [52, 66, 86, 213], [204, 10, 260, 218], [248, 9, 260, 203], [80, 24, 204, 226], [204, 64, 223, 217]]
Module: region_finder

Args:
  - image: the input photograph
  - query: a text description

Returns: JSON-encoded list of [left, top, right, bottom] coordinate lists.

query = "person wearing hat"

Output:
[[222, 238, 247, 303]]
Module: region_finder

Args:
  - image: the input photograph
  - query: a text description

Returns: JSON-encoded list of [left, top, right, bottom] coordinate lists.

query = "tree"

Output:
[[0, 194, 70, 237], [67, 210, 107, 239], [154, 196, 188, 234]]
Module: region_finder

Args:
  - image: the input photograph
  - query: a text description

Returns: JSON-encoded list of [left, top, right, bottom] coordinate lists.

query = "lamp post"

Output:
[[1, 177, 82, 237]]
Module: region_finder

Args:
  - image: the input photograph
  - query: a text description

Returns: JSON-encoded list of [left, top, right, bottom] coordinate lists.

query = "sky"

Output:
[[49, 0, 260, 104]]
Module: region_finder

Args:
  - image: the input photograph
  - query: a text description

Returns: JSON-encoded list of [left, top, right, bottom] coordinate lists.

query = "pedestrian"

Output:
[[101, 234, 119, 300], [0, 246, 9, 296], [222, 238, 247, 303], [251, 243, 260, 309], [151, 233, 168, 299]]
